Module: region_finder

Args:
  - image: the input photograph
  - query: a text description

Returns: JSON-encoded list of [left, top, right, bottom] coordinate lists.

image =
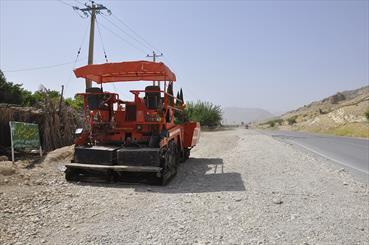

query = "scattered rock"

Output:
[[337, 168, 345, 173], [0, 165, 16, 176], [272, 197, 283, 205], [0, 155, 9, 161], [234, 198, 242, 202], [290, 214, 298, 220]]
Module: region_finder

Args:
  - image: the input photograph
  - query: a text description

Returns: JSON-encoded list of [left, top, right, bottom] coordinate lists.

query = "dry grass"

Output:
[[324, 123, 369, 138], [0, 94, 81, 152]]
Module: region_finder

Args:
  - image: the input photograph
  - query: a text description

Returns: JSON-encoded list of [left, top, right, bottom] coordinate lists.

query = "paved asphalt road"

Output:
[[260, 130, 369, 175]]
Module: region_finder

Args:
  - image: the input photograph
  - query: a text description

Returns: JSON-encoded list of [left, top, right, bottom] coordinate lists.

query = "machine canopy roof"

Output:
[[74, 61, 176, 83]]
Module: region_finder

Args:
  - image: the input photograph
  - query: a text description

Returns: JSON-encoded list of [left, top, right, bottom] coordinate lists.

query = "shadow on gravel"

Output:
[[69, 158, 246, 193], [136, 157, 246, 193]]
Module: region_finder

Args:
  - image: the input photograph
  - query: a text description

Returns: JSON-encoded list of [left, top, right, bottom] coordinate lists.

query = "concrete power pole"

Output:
[[86, 3, 96, 89], [73, 1, 111, 89], [147, 51, 163, 85]]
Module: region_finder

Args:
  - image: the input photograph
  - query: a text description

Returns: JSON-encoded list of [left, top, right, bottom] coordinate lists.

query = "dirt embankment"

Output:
[[1, 129, 368, 244]]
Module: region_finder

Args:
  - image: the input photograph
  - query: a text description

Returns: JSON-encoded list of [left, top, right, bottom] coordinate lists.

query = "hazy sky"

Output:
[[1, 0, 368, 113]]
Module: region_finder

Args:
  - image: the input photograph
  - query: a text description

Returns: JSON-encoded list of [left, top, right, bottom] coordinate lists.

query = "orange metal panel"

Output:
[[183, 122, 201, 148], [74, 61, 176, 83]]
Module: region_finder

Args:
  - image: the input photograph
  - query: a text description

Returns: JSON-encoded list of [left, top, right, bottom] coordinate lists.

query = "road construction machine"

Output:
[[64, 61, 200, 185]]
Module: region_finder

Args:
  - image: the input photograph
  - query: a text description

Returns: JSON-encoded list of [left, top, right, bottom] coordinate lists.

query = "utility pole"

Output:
[[73, 1, 111, 89], [147, 51, 163, 63], [147, 51, 163, 85], [86, 4, 96, 89]]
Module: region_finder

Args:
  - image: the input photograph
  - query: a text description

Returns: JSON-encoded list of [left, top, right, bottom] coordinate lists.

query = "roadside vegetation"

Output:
[[287, 115, 297, 125], [365, 108, 369, 121], [184, 101, 222, 127], [0, 71, 81, 151], [266, 118, 283, 127], [0, 70, 62, 106], [325, 123, 369, 138], [64, 96, 84, 112], [0, 70, 83, 111]]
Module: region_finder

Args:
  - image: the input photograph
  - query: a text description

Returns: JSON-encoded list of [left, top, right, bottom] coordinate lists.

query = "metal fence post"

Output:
[[9, 121, 15, 164]]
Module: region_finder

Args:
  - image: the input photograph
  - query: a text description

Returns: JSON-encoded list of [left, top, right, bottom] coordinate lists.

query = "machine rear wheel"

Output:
[[183, 148, 190, 161], [158, 141, 177, 185], [65, 167, 78, 182]]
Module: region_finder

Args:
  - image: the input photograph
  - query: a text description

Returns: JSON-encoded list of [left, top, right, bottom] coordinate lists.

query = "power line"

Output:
[[100, 14, 153, 52], [78, 19, 90, 52], [2, 60, 86, 73], [111, 13, 161, 53], [64, 21, 90, 92], [3, 20, 90, 74], [96, 17, 109, 62], [56, 0, 75, 8], [73, 0, 85, 7], [97, 21, 147, 54]]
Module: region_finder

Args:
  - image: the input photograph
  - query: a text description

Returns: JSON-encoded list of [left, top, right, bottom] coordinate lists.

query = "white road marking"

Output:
[[284, 138, 369, 175]]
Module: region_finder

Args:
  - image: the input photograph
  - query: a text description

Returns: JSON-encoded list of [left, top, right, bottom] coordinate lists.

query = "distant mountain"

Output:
[[222, 107, 274, 125]]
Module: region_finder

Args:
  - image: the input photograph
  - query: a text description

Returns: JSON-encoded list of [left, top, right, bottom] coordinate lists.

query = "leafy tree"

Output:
[[65, 96, 84, 112], [0, 70, 26, 105], [0, 69, 61, 107]]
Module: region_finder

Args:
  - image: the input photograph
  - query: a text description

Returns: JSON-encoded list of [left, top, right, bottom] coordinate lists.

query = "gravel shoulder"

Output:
[[1, 129, 368, 244]]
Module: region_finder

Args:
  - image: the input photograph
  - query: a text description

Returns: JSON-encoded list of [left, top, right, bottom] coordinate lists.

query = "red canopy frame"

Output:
[[73, 61, 176, 84]]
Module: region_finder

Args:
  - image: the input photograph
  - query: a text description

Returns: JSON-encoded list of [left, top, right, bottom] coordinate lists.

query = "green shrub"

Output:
[[275, 119, 284, 125], [65, 96, 84, 112], [265, 118, 283, 127], [0, 70, 61, 106], [184, 101, 222, 127], [287, 116, 297, 125], [365, 108, 369, 121], [0, 70, 28, 105]]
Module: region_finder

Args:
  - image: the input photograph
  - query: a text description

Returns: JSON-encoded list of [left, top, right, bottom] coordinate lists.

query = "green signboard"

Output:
[[9, 121, 41, 149], [9, 121, 42, 163]]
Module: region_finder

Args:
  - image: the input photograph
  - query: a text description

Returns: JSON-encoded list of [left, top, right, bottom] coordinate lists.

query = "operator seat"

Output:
[[86, 87, 103, 110], [86, 87, 111, 121], [145, 85, 161, 109]]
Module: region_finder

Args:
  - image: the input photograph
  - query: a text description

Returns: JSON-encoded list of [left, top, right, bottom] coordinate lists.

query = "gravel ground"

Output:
[[1, 129, 368, 244]]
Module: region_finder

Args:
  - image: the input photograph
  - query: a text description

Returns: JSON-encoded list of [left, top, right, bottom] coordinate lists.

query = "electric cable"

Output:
[[97, 21, 147, 54], [64, 22, 90, 93], [96, 17, 109, 63], [111, 13, 161, 53], [100, 14, 153, 52], [56, 0, 74, 8]]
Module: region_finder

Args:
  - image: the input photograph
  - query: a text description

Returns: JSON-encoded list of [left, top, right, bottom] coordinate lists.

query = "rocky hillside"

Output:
[[259, 86, 369, 138]]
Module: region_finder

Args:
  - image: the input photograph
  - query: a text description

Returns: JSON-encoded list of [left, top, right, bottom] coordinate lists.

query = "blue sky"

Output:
[[0, 0, 368, 113]]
